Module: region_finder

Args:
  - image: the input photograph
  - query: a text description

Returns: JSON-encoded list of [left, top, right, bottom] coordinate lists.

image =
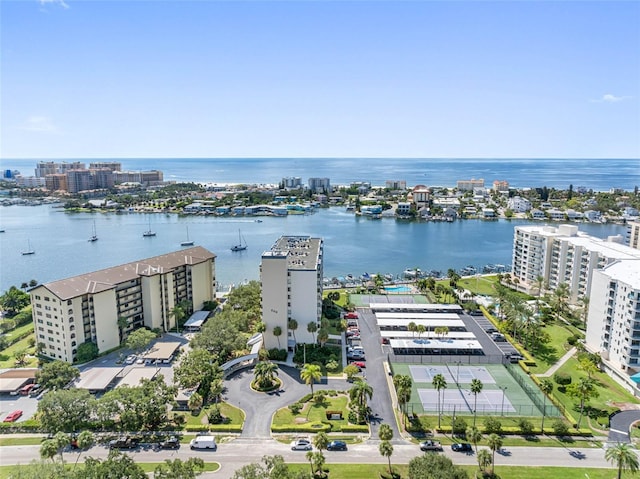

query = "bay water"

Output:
[[0, 205, 628, 291]]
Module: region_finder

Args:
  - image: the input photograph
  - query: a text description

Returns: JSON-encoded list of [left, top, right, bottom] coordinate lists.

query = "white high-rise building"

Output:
[[512, 225, 640, 302], [261, 236, 323, 350], [586, 260, 640, 391]]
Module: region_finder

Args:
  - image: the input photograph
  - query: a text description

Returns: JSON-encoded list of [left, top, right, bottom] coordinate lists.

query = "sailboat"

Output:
[[88, 221, 98, 242], [21, 240, 35, 255], [231, 229, 247, 252], [181, 226, 194, 246], [143, 218, 156, 237]]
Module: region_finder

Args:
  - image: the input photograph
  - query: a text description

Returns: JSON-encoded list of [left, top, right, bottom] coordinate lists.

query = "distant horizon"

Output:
[[3, 156, 639, 161]]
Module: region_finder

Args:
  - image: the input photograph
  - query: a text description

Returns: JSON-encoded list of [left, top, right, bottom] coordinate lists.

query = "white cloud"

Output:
[[22, 116, 58, 132], [39, 0, 69, 9], [590, 94, 632, 103]]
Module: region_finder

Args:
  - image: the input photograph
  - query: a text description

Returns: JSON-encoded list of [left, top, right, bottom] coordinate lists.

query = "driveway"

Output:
[[609, 409, 640, 443], [223, 365, 351, 438]]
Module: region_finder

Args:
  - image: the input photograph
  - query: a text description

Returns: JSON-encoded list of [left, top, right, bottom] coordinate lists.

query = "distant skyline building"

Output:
[[457, 178, 485, 191], [113, 170, 164, 186], [493, 180, 509, 192], [282, 176, 302, 189], [35, 161, 86, 178], [386, 180, 407, 190], [30, 247, 216, 363], [308, 177, 331, 194], [89, 161, 122, 172], [260, 236, 323, 351], [66, 169, 94, 194]]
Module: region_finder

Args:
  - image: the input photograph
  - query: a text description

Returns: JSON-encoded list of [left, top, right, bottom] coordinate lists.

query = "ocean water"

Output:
[[0, 205, 628, 292], [3, 158, 639, 190]]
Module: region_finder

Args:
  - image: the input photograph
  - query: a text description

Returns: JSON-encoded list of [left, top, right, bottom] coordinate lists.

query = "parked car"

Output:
[[451, 442, 473, 452], [125, 355, 136, 365], [326, 440, 347, 451], [3, 410, 22, 422], [381, 337, 390, 344], [509, 354, 524, 363], [491, 332, 506, 342], [158, 435, 180, 449], [419, 440, 443, 452], [485, 327, 498, 334], [347, 351, 365, 360], [351, 361, 366, 369], [19, 383, 36, 395], [345, 312, 358, 319], [109, 436, 139, 449], [189, 435, 217, 450], [291, 439, 312, 451]]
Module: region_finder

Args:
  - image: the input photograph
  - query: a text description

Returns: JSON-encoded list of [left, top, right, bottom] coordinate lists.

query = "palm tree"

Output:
[[552, 282, 570, 321], [416, 324, 426, 340], [169, 303, 186, 333], [533, 275, 545, 300], [307, 322, 318, 343], [187, 391, 203, 412], [407, 321, 417, 338], [540, 378, 553, 433], [349, 379, 374, 423], [254, 361, 279, 389], [273, 326, 282, 348], [487, 433, 503, 475], [305, 450, 315, 476], [379, 440, 394, 475], [477, 449, 492, 474], [40, 440, 58, 462], [466, 425, 482, 459], [378, 423, 393, 441], [470, 379, 483, 427], [605, 442, 640, 479], [288, 319, 298, 345], [567, 376, 599, 429], [432, 373, 447, 429], [117, 316, 128, 344], [579, 295, 590, 328], [313, 431, 329, 452], [300, 363, 322, 394], [393, 375, 413, 425], [74, 431, 95, 467]]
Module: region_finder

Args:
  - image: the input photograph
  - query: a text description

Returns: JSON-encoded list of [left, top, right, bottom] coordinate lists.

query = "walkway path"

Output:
[[535, 347, 577, 378]]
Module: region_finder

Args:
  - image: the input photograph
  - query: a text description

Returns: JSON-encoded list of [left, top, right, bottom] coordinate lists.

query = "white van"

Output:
[[189, 435, 217, 450]]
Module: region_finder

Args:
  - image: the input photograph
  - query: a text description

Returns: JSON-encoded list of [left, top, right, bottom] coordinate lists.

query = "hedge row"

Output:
[[434, 425, 592, 437], [184, 425, 242, 433], [271, 422, 331, 433]]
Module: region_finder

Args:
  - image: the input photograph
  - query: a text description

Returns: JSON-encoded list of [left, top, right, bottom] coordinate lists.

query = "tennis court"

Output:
[[408, 364, 496, 385], [417, 387, 515, 414]]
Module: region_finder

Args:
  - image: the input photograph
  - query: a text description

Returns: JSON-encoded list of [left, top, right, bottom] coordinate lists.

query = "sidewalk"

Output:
[[535, 347, 577, 378]]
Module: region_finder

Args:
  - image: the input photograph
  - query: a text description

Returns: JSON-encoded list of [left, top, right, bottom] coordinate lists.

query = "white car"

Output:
[[125, 355, 136, 365], [291, 439, 312, 451]]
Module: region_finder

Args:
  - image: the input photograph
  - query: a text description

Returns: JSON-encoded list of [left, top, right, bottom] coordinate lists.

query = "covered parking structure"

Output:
[[381, 330, 476, 340], [389, 338, 483, 356], [183, 310, 210, 333], [370, 303, 463, 314], [117, 367, 160, 388], [377, 318, 466, 332], [143, 341, 181, 363], [73, 367, 123, 393], [0, 369, 37, 395]]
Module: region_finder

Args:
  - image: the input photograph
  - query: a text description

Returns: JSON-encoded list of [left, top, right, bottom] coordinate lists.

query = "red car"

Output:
[[3, 410, 23, 422], [345, 312, 358, 319], [351, 361, 366, 369]]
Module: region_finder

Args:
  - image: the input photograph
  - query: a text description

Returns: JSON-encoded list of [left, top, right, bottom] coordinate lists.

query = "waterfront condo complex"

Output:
[[260, 236, 323, 350], [512, 224, 640, 303], [586, 260, 640, 391], [29, 247, 216, 363]]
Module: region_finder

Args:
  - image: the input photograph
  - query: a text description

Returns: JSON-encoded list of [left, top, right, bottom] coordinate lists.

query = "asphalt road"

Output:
[[0, 441, 615, 478]]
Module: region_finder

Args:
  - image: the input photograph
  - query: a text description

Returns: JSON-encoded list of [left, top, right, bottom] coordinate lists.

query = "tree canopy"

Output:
[[408, 453, 468, 479], [36, 361, 80, 391], [124, 328, 156, 354]]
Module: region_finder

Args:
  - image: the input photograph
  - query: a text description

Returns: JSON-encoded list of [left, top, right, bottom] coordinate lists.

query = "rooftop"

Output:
[[264, 236, 323, 270], [37, 246, 216, 300]]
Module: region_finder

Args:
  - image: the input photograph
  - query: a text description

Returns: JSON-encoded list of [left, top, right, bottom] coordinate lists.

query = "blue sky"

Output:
[[1, 1, 639, 159]]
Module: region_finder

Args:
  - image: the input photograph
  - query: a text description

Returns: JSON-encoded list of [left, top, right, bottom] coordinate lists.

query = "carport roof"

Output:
[[143, 342, 181, 360], [117, 367, 160, 387], [0, 369, 38, 393], [73, 367, 123, 391]]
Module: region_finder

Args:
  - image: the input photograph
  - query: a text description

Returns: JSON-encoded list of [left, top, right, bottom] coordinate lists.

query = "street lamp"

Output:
[[500, 386, 508, 416], [456, 361, 461, 385]]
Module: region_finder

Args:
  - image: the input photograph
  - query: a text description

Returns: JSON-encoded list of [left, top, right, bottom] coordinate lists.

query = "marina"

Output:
[[0, 204, 628, 292]]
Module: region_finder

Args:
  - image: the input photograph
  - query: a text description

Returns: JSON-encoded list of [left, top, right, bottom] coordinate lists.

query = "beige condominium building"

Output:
[[629, 221, 640, 250], [30, 247, 216, 363], [586, 259, 640, 393], [260, 236, 323, 351], [512, 224, 640, 303]]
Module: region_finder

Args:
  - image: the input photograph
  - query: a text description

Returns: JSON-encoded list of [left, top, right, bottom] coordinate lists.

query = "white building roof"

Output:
[[381, 331, 476, 339], [117, 367, 160, 388], [377, 318, 465, 328], [600, 260, 640, 289], [389, 338, 481, 350], [375, 312, 461, 321], [370, 303, 462, 312], [73, 367, 123, 391]]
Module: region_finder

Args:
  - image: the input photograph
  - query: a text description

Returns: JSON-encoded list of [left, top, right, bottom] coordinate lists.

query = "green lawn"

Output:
[[552, 356, 637, 428], [0, 332, 37, 368], [288, 463, 614, 479], [457, 275, 499, 296], [273, 395, 350, 428], [4, 322, 34, 343], [0, 461, 220, 478], [528, 323, 574, 374], [182, 401, 244, 427], [0, 437, 47, 447]]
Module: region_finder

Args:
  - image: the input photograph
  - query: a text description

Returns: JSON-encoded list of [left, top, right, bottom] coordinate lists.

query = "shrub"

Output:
[[553, 372, 572, 386], [326, 360, 340, 372], [452, 417, 468, 435], [567, 335, 579, 346], [552, 419, 569, 436], [518, 419, 534, 435], [268, 348, 288, 361], [289, 403, 303, 415], [483, 417, 502, 434], [300, 393, 313, 403]]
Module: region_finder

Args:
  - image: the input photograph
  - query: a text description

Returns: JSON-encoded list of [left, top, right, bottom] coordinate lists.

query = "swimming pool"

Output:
[[384, 285, 413, 293]]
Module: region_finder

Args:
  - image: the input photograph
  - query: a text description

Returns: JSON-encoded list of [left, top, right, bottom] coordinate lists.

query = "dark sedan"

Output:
[[451, 442, 473, 452], [326, 440, 348, 451], [158, 436, 180, 449], [109, 437, 139, 450]]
